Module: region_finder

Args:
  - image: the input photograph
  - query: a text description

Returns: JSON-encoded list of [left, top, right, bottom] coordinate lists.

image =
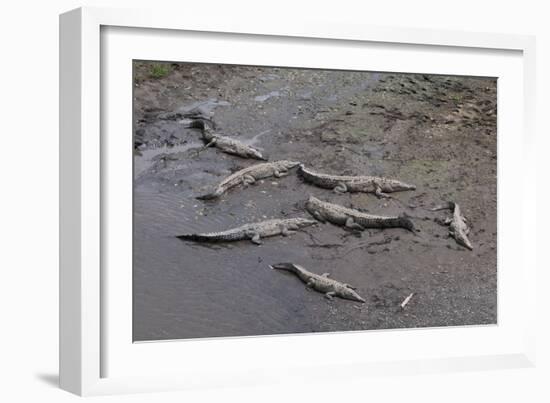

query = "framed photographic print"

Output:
[[60, 7, 537, 396]]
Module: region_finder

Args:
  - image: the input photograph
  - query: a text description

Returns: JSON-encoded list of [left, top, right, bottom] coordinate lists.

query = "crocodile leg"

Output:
[[306, 279, 315, 288], [344, 283, 357, 290], [460, 217, 471, 234], [204, 138, 217, 148], [374, 185, 391, 198], [325, 291, 336, 300], [242, 174, 256, 185], [322, 273, 330, 277], [333, 183, 348, 193], [345, 217, 364, 231], [281, 227, 297, 236], [195, 138, 217, 156], [250, 233, 262, 245], [430, 203, 453, 211], [273, 169, 289, 178], [312, 210, 326, 223]]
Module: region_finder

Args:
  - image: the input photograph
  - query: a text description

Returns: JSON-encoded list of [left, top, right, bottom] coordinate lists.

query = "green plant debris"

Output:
[[149, 63, 172, 79]]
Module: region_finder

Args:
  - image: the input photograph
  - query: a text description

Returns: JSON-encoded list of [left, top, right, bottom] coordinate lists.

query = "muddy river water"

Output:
[[133, 63, 497, 341]]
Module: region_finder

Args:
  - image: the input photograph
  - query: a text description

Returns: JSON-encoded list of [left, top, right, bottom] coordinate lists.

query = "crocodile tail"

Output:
[[177, 233, 219, 242], [196, 188, 223, 200], [398, 213, 416, 233], [269, 263, 297, 272], [186, 119, 205, 130], [176, 234, 202, 241], [184, 113, 216, 128]]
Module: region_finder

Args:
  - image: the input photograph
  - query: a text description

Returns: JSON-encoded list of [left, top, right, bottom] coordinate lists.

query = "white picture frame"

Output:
[[59, 6, 537, 396]]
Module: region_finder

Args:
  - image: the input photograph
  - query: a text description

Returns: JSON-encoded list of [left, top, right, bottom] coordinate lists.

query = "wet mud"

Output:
[[133, 62, 497, 341]]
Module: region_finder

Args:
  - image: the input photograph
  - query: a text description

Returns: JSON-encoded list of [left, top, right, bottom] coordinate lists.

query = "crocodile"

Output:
[[270, 263, 365, 303], [298, 164, 416, 197], [188, 118, 267, 160], [305, 195, 415, 232], [433, 202, 473, 250], [196, 160, 300, 200], [176, 218, 316, 245]]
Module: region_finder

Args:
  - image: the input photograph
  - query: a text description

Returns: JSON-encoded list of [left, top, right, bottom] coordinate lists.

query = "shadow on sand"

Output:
[[35, 373, 58, 388]]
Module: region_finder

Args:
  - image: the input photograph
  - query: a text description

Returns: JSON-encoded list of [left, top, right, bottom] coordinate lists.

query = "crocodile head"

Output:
[[450, 219, 473, 250], [305, 195, 322, 212], [277, 160, 301, 170], [340, 287, 366, 303], [382, 179, 416, 192], [292, 217, 318, 228], [454, 229, 473, 250]]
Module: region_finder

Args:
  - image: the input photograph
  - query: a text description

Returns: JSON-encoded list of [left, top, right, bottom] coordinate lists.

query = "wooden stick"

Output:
[[400, 293, 414, 309]]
